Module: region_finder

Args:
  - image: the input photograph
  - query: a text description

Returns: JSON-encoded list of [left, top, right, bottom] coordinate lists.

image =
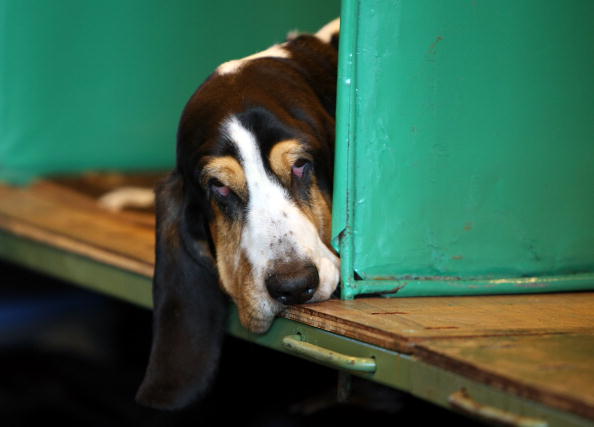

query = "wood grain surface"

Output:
[[0, 179, 155, 276], [281, 294, 594, 353]]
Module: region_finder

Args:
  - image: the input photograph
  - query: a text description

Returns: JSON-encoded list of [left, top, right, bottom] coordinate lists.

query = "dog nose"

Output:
[[265, 262, 319, 305]]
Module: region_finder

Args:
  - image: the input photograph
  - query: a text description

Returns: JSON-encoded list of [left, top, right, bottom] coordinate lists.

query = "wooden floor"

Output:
[[1, 175, 593, 422], [0, 175, 156, 277]]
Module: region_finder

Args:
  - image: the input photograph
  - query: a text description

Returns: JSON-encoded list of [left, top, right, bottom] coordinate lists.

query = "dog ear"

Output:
[[136, 171, 228, 410]]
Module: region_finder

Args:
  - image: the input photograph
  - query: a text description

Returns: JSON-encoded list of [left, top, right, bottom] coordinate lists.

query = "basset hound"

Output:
[[136, 18, 341, 410]]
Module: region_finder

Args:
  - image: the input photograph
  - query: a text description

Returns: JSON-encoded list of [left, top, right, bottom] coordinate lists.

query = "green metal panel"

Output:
[[0, 0, 339, 184], [333, 0, 594, 298]]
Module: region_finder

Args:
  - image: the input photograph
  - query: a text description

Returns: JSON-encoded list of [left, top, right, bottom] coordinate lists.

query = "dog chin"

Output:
[[235, 252, 340, 334], [238, 300, 284, 334]]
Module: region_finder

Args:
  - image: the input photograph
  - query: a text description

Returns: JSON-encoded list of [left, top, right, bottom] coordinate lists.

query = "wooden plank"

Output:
[[282, 293, 594, 353], [0, 181, 155, 276], [415, 333, 594, 421], [51, 171, 163, 201], [39, 179, 156, 228]]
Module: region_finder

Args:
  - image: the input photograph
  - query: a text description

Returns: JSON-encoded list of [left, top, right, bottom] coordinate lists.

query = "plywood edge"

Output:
[[0, 213, 153, 278], [282, 305, 416, 353]]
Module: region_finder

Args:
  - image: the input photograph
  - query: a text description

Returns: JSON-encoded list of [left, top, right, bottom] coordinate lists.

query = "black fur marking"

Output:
[[136, 172, 228, 410]]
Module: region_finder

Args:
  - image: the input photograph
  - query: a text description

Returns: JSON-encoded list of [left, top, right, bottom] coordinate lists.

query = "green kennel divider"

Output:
[[0, 0, 339, 184], [333, 0, 594, 299]]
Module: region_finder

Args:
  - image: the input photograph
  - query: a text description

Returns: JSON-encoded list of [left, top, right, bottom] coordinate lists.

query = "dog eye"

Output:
[[210, 179, 231, 197], [292, 158, 311, 178]]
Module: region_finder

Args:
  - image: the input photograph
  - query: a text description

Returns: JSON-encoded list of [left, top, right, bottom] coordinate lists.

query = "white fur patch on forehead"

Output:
[[224, 117, 312, 263], [217, 43, 290, 75], [223, 117, 271, 190], [315, 18, 340, 44]]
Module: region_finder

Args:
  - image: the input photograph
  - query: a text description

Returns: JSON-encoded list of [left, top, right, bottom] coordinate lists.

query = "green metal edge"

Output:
[[0, 230, 153, 308], [350, 275, 594, 298], [332, 0, 359, 300]]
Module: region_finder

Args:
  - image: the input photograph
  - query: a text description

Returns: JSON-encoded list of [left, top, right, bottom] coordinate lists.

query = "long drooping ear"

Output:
[[136, 171, 228, 410]]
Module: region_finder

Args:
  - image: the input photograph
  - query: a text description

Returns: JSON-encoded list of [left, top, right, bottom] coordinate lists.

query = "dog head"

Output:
[[137, 20, 340, 410]]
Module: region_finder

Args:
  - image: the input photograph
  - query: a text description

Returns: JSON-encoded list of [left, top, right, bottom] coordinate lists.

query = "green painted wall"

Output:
[[334, 0, 594, 296], [0, 0, 340, 183]]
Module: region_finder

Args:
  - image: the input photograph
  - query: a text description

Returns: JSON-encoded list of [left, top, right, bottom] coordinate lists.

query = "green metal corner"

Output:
[[332, 0, 359, 300]]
